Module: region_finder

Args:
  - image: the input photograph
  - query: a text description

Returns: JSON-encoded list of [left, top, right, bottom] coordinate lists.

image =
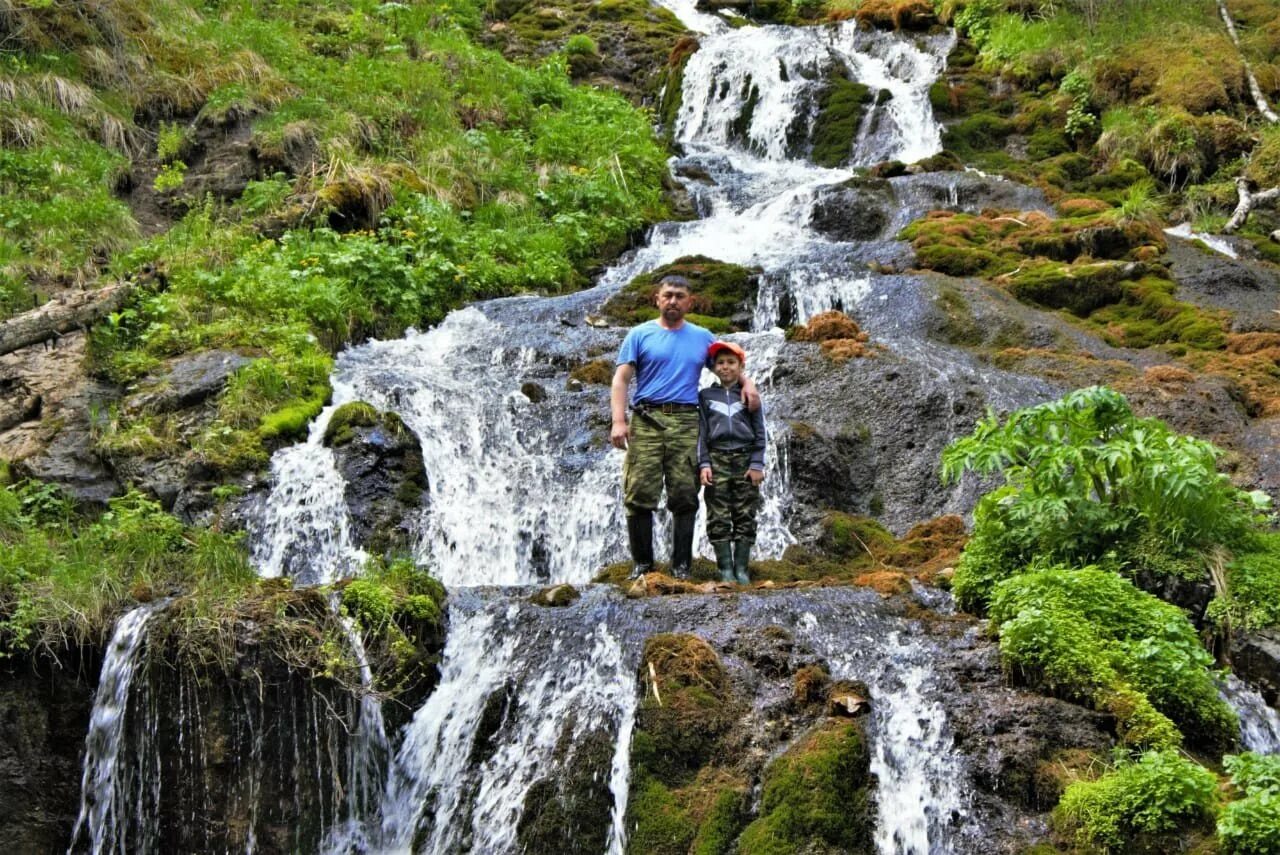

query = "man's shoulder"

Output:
[[682, 321, 715, 341]]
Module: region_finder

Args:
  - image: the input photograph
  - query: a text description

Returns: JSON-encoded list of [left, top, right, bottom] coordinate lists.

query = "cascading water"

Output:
[[69, 602, 165, 855], [1221, 674, 1280, 754]]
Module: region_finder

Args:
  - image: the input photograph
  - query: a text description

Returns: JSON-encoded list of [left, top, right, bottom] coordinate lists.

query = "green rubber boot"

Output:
[[732, 539, 752, 586], [713, 541, 735, 583]]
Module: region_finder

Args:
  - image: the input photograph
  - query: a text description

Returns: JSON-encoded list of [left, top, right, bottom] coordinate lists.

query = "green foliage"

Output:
[[943, 387, 1268, 611], [809, 74, 872, 168], [989, 566, 1238, 749], [1054, 750, 1218, 851], [1217, 752, 1280, 855], [0, 484, 255, 653], [153, 161, 187, 192], [1214, 533, 1280, 630], [563, 34, 599, 56]]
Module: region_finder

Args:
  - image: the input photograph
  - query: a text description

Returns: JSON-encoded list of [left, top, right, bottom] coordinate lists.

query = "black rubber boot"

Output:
[[732, 539, 752, 586], [670, 511, 696, 580], [713, 541, 735, 583], [627, 511, 654, 579]]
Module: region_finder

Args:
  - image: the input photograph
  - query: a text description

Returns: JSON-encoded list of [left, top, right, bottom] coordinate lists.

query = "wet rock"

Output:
[[15, 378, 119, 506], [324, 401, 428, 556], [0, 650, 97, 853], [123, 350, 250, 415], [809, 178, 893, 242], [1164, 237, 1280, 332], [521, 381, 548, 403], [602, 256, 760, 331], [517, 724, 615, 855], [1231, 629, 1280, 705]]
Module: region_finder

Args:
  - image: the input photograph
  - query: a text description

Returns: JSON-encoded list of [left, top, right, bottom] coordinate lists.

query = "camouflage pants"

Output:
[[704, 447, 761, 543], [623, 409, 700, 514]]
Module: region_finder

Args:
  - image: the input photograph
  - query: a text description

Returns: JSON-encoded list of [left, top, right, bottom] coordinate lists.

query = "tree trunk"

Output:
[[1223, 176, 1280, 233], [0, 280, 141, 357], [1218, 0, 1280, 123]]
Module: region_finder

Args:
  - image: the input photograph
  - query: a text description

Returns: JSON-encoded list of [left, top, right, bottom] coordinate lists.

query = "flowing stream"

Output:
[[67, 3, 1280, 853]]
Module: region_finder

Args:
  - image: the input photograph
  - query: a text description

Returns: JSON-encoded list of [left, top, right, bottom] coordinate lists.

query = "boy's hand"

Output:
[[700, 468, 714, 486], [746, 469, 764, 486], [610, 419, 630, 450]]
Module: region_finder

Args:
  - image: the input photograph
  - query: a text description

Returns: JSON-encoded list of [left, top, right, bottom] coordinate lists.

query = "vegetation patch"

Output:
[[808, 72, 873, 168], [1217, 752, 1280, 855], [602, 256, 760, 331], [1053, 749, 1218, 852], [788, 310, 875, 360]]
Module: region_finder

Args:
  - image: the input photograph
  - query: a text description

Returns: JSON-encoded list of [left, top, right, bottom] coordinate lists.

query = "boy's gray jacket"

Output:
[[697, 382, 767, 471]]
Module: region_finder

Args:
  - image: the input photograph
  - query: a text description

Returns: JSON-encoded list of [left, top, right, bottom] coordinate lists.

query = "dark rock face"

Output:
[[1164, 237, 1280, 332], [124, 350, 250, 416], [1231, 629, 1280, 706], [809, 178, 894, 242], [325, 404, 428, 556], [0, 652, 97, 853], [16, 377, 120, 507]]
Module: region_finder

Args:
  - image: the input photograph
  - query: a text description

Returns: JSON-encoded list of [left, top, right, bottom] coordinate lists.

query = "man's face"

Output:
[[655, 284, 692, 323]]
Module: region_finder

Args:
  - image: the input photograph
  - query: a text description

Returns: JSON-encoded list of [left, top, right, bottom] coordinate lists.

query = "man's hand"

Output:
[[700, 467, 714, 486], [740, 374, 761, 412], [611, 420, 630, 450], [746, 468, 764, 486]]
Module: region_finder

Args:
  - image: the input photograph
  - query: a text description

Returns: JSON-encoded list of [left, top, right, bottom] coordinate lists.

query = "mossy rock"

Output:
[[941, 112, 1014, 159], [736, 719, 874, 855], [602, 256, 760, 330], [818, 512, 895, 561], [517, 724, 616, 855], [632, 633, 735, 785], [1004, 261, 1130, 316], [809, 70, 872, 168], [568, 358, 613, 386], [529, 583, 581, 607], [323, 400, 410, 447]]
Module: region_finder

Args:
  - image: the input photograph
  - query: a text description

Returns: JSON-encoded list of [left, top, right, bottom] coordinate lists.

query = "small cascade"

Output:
[[1221, 674, 1280, 754], [69, 602, 165, 855], [794, 612, 969, 855], [1165, 222, 1240, 259], [250, 378, 366, 584], [369, 593, 638, 854]]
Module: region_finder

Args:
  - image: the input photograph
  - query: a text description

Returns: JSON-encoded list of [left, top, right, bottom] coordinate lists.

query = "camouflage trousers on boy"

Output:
[[704, 447, 761, 543], [623, 409, 700, 513]]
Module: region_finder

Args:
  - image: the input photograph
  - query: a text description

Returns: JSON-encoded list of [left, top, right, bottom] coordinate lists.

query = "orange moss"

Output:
[[854, 570, 912, 596], [1226, 332, 1280, 356], [792, 310, 865, 342], [1141, 365, 1196, 387], [820, 338, 875, 361], [792, 664, 830, 707], [1056, 197, 1112, 217], [852, 0, 935, 30]]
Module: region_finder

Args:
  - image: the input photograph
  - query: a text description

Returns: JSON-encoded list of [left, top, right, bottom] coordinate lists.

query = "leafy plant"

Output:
[[1054, 749, 1218, 851], [943, 386, 1269, 611], [153, 161, 187, 192], [1218, 753, 1280, 855]]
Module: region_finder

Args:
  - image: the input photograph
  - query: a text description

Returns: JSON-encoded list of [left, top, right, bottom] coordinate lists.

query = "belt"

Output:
[[634, 401, 698, 413]]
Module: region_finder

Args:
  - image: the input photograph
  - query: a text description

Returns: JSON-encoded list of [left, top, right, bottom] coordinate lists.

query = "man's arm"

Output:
[[739, 374, 761, 412], [610, 363, 635, 449]]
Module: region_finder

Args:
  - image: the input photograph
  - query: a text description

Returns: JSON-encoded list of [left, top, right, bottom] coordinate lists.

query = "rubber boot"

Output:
[[670, 511, 696, 580], [627, 511, 654, 579], [713, 541, 735, 583], [732, 539, 752, 586]]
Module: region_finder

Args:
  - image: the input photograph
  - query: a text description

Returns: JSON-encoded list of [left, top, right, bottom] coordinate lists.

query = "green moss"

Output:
[[691, 787, 747, 855], [628, 777, 698, 855], [602, 256, 760, 330], [941, 112, 1014, 159], [809, 73, 872, 168], [820, 512, 894, 561], [1087, 276, 1227, 351], [990, 566, 1239, 750], [737, 720, 873, 855], [1004, 261, 1128, 315], [914, 243, 1003, 277], [323, 401, 379, 446]]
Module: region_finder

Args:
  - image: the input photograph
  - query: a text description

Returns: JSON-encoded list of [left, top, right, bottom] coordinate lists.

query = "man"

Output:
[[610, 275, 759, 579]]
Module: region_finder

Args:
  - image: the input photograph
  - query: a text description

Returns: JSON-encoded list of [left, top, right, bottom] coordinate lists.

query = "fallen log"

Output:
[[1223, 176, 1280, 234], [0, 279, 143, 357]]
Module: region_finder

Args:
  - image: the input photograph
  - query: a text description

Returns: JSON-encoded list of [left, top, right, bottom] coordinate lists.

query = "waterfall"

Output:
[[74, 4, 998, 852], [69, 602, 165, 855], [370, 594, 638, 854], [1220, 674, 1280, 754]]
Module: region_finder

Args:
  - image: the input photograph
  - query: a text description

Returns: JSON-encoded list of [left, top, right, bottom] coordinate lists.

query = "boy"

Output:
[[697, 341, 766, 584]]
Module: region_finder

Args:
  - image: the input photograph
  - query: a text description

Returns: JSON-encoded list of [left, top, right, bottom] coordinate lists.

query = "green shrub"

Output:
[[1214, 532, 1280, 631], [1055, 750, 1218, 851], [943, 387, 1270, 611], [563, 34, 598, 56]]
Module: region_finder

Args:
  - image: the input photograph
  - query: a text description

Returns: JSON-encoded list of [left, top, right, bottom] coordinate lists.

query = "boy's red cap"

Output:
[[707, 340, 746, 366]]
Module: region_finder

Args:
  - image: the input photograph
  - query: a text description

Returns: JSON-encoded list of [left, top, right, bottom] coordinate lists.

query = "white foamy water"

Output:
[[369, 600, 637, 854], [1221, 673, 1280, 754], [1165, 222, 1240, 259], [69, 603, 165, 855]]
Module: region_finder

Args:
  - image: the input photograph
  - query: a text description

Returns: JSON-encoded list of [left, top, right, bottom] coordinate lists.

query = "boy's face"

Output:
[[713, 352, 742, 385]]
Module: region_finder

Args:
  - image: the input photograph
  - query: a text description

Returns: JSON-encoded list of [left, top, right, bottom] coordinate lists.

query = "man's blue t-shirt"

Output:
[[617, 320, 714, 406]]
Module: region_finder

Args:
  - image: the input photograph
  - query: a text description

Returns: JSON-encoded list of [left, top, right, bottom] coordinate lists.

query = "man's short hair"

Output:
[[656, 274, 693, 292]]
